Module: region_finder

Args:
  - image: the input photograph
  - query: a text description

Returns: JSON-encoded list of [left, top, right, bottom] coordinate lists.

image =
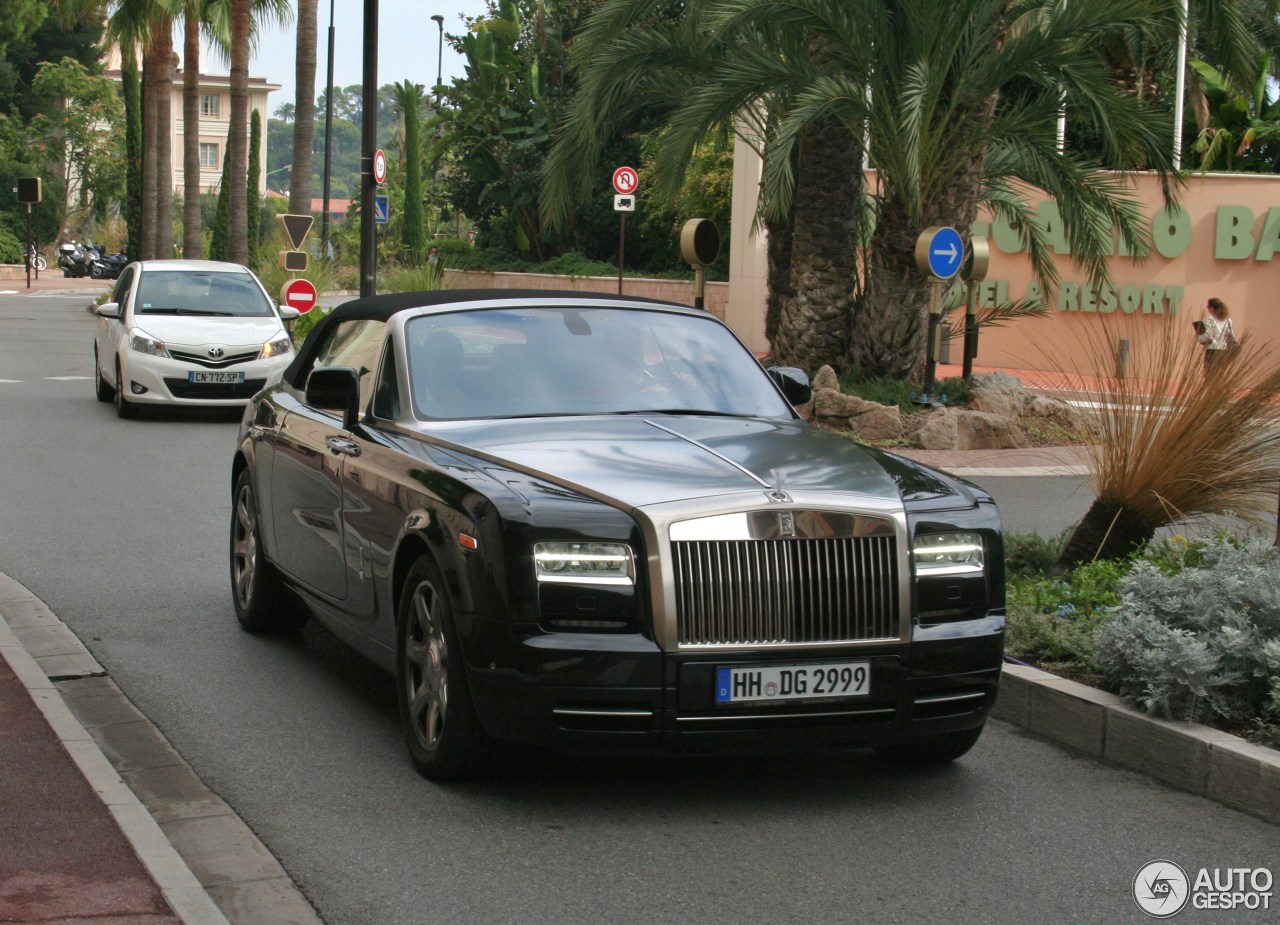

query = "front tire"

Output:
[[90, 262, 105, 279], [114, 360, 137, 418], [397, 557, 486, 780], [230, 469, 309, 634], [874, 725, 985, 765], [94, 348, 115, 402]]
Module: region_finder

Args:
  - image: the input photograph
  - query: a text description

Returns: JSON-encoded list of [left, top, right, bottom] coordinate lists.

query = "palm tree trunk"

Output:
[[140, 49, 157, 259], [227, 0, 250, 263], [288, 0, 318, 216], [768, 117, 863, 376], [182, 6, 203, 258], [152, 17, 176, 261]]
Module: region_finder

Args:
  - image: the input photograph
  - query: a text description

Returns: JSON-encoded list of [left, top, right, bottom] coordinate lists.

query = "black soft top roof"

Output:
[[283, 287, 696, 387]]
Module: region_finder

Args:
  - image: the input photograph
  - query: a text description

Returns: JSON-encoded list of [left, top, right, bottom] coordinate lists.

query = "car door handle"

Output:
[[325, 436, 361, 457]]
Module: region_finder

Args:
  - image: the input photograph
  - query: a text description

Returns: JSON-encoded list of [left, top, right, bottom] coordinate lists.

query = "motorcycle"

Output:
[[90, 248, 127, 280], [58, 241, 93, 278]]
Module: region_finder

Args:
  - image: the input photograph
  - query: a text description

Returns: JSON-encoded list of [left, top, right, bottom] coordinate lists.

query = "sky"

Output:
[[248, 1, 485, 112]]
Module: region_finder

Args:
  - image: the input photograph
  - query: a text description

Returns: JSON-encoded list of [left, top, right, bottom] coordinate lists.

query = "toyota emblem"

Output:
[[208, 347, 224, 358]]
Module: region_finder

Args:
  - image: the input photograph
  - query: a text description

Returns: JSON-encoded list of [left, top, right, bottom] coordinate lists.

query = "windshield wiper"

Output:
[[139, 308, 236, 316]]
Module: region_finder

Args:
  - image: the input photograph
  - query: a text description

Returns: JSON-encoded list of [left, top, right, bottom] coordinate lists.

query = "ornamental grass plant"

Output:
[[1043, 315, 1280, 572]]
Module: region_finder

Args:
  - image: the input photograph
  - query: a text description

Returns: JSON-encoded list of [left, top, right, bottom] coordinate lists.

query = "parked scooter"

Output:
[[90, 247, 127, 280], [58, 240, 94, 278]]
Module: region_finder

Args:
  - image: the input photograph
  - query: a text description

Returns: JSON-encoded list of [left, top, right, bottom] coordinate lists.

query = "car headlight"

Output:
[[260, 334, 293, 359], [913, 531, 984, 576], [533, 542, 634, 585], [129, 329, 169, 358]]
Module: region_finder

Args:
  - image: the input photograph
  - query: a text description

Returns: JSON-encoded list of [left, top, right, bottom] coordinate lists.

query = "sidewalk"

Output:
[[0, 269, 112, 293], [0, 574, 321, 925]]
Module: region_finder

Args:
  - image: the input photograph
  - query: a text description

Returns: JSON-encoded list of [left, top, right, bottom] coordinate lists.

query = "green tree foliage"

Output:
[[247, 108, 263, 263], [210, 151, 232, 261], [394, 81, 427, 264], [0, 0, 47, 62], [1190, 53, 1280, 170], [29, 57, 125, 233], [545, 0, 1262, 380]]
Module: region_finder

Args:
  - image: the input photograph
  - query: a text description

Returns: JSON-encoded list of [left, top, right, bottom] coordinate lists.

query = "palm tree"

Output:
[[274, 101, 295, 123], [219, 0, 290, 264], [288, 0, 318, 218], [547, 0, 1259, 380], [180, 0, 232, 258]]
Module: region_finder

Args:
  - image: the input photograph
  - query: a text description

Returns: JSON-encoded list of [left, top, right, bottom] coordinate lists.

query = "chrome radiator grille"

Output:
[[672, 535, 900, 646]]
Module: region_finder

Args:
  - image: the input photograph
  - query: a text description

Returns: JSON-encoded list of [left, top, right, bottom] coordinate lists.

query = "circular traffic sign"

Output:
[[914, 226, 964, 280], [373, 149, 387, 185], [612, 166, 638, 195], [280, 277, 319, 314]]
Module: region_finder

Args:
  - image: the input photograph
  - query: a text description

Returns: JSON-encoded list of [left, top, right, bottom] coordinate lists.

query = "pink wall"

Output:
[[966, 172, 1280, 375], [442, 269, 728, 321]]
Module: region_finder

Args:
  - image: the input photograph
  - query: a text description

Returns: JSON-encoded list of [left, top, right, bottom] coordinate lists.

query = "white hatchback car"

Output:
[[93, 260, 301, 417]]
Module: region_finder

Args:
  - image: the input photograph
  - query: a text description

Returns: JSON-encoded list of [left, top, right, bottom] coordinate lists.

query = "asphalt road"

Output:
[[1, 291, 1275, 925]]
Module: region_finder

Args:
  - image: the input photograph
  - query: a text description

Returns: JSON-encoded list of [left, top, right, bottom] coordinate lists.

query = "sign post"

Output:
[[680, 218, 720, 311], [276, 213, 314, 273], [913, 226, 965, 400], [960, 237, 990, 383], [612, 167, 638, 295], [17, 177, 41, 289]]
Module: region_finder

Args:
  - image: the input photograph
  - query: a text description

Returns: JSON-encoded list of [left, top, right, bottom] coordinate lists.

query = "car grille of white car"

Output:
[[164, 377, 266, 400], [672, 535, 900, 646], [168, 348, 261, 369]]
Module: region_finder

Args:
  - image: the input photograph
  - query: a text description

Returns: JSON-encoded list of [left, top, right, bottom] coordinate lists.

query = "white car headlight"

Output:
[[129, 329, 169, 358], [533, 542, 634, 585], [260, 334, 293, 359], [913, 531, 984, 576]]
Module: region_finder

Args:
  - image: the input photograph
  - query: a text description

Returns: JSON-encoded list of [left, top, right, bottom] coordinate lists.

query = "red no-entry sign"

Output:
[[280, 277, 319, 314]]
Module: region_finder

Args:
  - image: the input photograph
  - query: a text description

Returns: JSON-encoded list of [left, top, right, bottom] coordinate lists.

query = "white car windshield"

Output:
[[405, 306, 793, 420], [135, 270, 273, 317]]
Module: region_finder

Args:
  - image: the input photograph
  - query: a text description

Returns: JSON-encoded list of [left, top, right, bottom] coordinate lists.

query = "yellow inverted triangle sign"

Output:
[[276, 213, 314, 251]]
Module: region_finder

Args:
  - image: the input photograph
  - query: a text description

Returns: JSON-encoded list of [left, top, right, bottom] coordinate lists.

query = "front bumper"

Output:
[[120, 352, 291, 406], [466, 613, 1004, 755]]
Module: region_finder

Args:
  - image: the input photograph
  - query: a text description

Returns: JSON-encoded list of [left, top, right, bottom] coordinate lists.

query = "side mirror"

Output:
[[94, 301, 122, 319], [278, 304, 301, 321], [767, 366, 812, 406], [305, 366, 360, 430]]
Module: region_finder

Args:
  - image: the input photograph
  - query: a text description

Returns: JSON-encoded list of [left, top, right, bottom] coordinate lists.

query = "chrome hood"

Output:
[[417, 414, 980, 511]]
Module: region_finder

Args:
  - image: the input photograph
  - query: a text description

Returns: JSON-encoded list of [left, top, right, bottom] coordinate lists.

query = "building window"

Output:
[[200, 143, 219, 168], [200, 94, 220, 117]]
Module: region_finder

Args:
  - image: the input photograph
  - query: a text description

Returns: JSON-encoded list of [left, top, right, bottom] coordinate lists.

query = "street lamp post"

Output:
[[360, 0, 379, 297], [321, 0, 336, 257], [431, 14, 444, 107], [265, 164, 292, 191]]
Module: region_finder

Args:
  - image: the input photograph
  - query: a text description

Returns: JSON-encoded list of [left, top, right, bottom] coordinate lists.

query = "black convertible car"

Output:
[[230, 290, 1005, 779]]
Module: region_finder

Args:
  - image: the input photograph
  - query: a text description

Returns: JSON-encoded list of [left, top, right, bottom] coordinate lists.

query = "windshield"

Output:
[[134, 270, 273, 316], [405, 306, 794, 421]]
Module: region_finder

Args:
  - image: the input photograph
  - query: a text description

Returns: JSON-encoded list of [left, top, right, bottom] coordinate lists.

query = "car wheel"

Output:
[[94, 348, 115, 402], [874, 725, 985, 765], [397, 557, 486, 780], [114, 360, 138, 419], [230, 469, 309, 634]]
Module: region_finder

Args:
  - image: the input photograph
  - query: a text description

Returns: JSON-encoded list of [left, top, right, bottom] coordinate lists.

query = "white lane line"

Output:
[[45, 376, 92, 381], [0, 379, 22, 383]]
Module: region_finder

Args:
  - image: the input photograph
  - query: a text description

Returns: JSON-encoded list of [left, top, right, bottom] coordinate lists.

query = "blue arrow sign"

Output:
[[374, 194, 389, 225], [926, 226, 963, 279]]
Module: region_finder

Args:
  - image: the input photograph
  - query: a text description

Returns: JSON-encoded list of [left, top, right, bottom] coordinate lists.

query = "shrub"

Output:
[[1005, 530, 1067, 579], [0, 226, 22, 264], [1094, 538, 1280, 727]]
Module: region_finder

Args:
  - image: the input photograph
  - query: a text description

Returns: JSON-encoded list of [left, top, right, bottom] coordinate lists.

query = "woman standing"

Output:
[[1196, 297, 1237, 370]]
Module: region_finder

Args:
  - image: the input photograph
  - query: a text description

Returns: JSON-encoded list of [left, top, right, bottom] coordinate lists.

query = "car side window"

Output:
[[112, 267, 134, 307], [372, 341, 400, 420], [310, 319, 386, 412]]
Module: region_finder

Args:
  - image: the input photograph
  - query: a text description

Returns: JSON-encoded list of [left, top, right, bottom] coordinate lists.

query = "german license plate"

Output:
[[188, 370, 244, 384], [715, 661, 870, 704]]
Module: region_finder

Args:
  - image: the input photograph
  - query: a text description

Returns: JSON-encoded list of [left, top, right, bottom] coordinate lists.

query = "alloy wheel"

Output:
[[403, 581, 449, 752]]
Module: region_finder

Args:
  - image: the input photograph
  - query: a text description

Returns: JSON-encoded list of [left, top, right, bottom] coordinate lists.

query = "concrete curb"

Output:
[[993, 662, 1280, 825]]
